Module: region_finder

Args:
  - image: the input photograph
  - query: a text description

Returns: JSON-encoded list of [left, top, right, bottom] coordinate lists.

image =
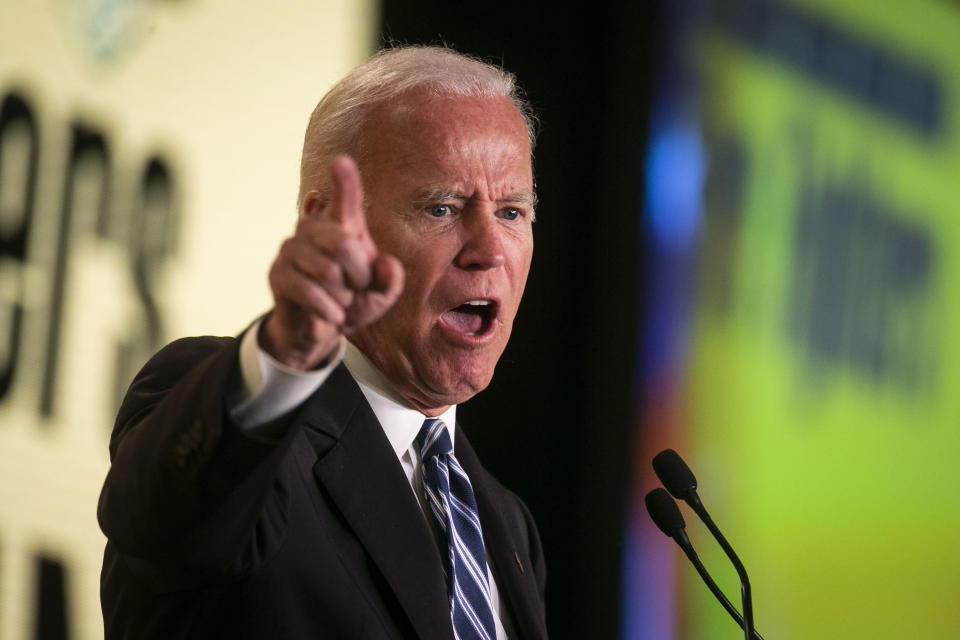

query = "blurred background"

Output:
[[0, 0, 957, 638]]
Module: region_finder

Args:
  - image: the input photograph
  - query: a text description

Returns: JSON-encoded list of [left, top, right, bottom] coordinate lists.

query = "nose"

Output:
[[455, 211, 506, 270]]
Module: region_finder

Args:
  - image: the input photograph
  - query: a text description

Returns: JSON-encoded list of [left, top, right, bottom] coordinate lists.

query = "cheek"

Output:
[[388, 261, 442, 333], [510, 243, 534, 289], [401, 253, 449, 295]]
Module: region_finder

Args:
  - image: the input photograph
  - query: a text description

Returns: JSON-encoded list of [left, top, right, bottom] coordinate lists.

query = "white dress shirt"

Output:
[[230, 319, 508, 639]]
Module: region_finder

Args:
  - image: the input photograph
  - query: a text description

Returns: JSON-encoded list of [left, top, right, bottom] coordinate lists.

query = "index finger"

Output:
[[329, 155, 367, 236]]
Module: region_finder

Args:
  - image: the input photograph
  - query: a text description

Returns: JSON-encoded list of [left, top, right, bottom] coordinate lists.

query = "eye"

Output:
[[427, 204, 451, 218], [499, 207, 522, 221]]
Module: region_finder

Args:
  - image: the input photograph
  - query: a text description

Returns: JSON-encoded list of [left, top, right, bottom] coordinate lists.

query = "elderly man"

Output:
[[98, 46, 547, 639]]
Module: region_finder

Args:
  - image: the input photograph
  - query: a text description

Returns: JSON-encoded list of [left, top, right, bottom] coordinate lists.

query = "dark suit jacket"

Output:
[[98, 336, 547, 639]]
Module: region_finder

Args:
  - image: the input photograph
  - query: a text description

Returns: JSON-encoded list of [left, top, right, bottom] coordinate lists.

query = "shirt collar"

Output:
[[342, 340, 457, 459]]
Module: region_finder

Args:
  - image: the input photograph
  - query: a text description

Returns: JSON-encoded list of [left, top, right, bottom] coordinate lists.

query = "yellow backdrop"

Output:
[[0, 2, 374, 638]]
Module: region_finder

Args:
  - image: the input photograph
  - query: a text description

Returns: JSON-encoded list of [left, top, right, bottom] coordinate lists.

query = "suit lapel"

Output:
[[298, 365, 454, 640], [455, 430, 548, 640]]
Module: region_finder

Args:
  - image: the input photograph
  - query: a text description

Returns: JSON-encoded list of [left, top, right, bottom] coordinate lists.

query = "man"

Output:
[[98, 46, 547, 639]]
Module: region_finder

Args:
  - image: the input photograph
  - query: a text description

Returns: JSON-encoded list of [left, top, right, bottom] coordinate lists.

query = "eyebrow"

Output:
[[414, 187, 539, 207]]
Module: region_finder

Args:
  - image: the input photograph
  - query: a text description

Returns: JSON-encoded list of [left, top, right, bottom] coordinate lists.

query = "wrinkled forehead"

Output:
[[358, 91, 533, 187], [367, 91, 529, 152]]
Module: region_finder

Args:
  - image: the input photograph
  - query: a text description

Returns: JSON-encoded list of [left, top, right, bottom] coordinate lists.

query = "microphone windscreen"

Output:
[[653, 449, 698, 499], [645, 488, 686, 539]]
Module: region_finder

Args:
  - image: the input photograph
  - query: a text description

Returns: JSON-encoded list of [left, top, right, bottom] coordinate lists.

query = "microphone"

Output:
[[652, 449, 758, 640], [644, 488, 752, 634]]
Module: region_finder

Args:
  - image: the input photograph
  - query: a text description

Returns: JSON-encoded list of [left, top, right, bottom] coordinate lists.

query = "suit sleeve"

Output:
[[97, 335, 302, 582]]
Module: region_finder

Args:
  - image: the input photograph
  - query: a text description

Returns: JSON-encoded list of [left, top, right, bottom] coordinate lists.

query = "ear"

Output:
[[300, 189, 328, 218]]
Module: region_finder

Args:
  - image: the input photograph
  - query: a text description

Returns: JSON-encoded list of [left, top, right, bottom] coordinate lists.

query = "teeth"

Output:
[[465, 300, 490, 306]]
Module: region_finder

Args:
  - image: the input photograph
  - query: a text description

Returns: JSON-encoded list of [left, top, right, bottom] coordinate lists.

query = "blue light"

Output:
[[644, 125, 706, 251]]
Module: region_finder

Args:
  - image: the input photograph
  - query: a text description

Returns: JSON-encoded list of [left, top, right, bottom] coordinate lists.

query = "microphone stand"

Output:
[[651, 449, 760, 640], [682, 491, 754, 640]]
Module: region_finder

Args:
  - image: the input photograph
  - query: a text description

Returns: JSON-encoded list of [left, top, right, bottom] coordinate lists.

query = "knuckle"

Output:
[[279, 237, 300, 258], [319, 260, 341, 284], [331, 287, 354, 308], [268, 259, 288, 289]]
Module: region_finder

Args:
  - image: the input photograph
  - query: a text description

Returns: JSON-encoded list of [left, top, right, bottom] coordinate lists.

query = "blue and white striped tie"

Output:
[[416, 418, 497, 640]]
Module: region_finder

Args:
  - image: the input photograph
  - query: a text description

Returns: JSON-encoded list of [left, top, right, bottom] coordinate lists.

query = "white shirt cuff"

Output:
[[231, 317, 344, 429]]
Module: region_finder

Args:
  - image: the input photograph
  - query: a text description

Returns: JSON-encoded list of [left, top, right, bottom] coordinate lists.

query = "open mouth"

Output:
[[439, 300, 497, 337]]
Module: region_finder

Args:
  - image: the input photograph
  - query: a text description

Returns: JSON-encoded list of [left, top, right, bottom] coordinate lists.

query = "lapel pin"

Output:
[[514, 551, 524, 574]]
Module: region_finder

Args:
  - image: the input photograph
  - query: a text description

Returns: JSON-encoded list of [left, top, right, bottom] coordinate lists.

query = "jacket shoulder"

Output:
[[110, 336, 238, 457]]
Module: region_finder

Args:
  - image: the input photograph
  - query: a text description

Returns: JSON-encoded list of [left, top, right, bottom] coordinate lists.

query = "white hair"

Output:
[[297, 45, 538, 207]]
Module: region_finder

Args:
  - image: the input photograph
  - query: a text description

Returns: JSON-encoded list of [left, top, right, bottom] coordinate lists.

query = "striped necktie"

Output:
[[416, 418, 497, 640]]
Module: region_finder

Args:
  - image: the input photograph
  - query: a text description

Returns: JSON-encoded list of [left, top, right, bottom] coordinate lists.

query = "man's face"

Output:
[[349, 92, 534, 415]]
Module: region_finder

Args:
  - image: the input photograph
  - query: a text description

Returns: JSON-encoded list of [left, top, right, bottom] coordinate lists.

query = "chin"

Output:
[[414, 359, 497, 409], [443, 364, 497, 403]]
